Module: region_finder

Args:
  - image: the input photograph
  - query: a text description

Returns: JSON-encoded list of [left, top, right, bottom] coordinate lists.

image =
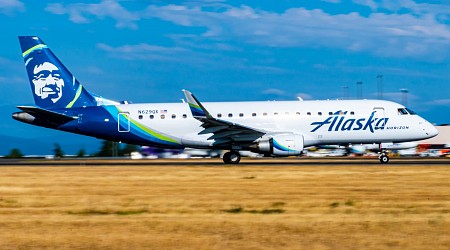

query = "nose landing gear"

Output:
[[378, 150, 389, 164]]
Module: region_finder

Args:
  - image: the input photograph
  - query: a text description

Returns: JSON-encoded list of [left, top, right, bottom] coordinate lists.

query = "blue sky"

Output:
[[1, 0, 450, 155]]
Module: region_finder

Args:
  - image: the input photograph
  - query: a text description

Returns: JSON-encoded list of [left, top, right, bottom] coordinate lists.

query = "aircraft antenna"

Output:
[[377, 74, 383, 99]]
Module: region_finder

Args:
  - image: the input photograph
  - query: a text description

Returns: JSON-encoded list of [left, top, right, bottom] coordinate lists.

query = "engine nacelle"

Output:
[[252, 134, 304, 156]]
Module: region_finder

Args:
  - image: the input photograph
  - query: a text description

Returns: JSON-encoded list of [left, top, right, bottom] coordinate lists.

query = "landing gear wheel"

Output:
[[379, 153, 389, 164], [223, 151, 241, 164]]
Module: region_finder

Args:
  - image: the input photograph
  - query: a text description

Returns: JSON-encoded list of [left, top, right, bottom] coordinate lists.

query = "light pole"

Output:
[[400, 88, 408, 106], [356, 81, 363, 99], [377, 74, 383, 99], [343, 85, 349, 100]]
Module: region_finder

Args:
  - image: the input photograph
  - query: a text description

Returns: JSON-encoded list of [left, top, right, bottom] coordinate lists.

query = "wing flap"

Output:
[[182, 90, 265, 147], [198, 125, 228, 135], [208, 130, 242, 140]]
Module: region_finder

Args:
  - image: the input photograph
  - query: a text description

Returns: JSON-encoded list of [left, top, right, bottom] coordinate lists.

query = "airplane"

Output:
[[13, 36, 439, 164]]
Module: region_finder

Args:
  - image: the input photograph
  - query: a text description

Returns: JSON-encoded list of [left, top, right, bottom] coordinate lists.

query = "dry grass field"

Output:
[[1, 159, 450, 249]]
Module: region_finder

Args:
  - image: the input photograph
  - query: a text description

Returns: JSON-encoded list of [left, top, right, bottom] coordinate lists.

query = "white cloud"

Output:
[[96, 42, 280, 73], [383, 91, 419, 104], [261, 88, 311, 100], [97, 43, 194, 62], [262, 88, 286, 96], [0, 56, 10, 65], [45, 0, 139, 29], [0, 0, 24, 15], [45, 3, 65, 15], [322, 0, 341, 3], [353, 0, 378, 10], [140, 3, 450, 61], [240, 65, 286, 74], [46, 1, 450, 61], [82, 66, 104, 75], [296, 93, 314, 100], [429, 99, 450, 106]]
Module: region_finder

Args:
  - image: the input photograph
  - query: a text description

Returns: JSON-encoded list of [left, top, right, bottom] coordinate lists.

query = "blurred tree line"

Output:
[[96, 141, 139, 157], [3, 141, 139, 158]]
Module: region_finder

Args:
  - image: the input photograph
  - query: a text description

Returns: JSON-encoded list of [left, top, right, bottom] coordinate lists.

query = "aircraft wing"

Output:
[[15, 106, 78, 126], [182, 90, 265, 146]]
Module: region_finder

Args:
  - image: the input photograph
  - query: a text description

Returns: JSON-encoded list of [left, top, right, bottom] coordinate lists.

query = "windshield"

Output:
[[398, 108, 408, 115], [405, 108, 417, 115]]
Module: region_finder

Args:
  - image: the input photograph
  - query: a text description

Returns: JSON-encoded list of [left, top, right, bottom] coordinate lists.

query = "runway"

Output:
[[1, 157, 450, 166], [1, 157, 450, 249]]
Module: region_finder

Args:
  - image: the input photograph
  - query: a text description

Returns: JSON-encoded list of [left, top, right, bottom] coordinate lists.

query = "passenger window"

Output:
[[329, 112, 333, 115], [228, 113, 233, 118], [252, 113, 257, 117], [307, 112, 311, 116], [263, 112, 268, 116], [172, 114, 176, 119], [161, 114, 165, 119], [318, 112, 322, 116], [350, 111, 355, 115], [182, 114, 187, 119], [139, 115, 143, 120], [296, 112, 300, 115], [239, 113, 244, 117], [217, 113, 222, 118], [150, 115, 154, 119], [274, 112, 278, 115]]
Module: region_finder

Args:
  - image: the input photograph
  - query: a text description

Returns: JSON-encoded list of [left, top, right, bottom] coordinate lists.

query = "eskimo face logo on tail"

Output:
[[32, 62, 64, 103], [310, 110, 389, 133]]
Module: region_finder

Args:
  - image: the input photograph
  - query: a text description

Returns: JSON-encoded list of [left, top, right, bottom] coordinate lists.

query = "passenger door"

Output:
[[118, 112, 130, 132]]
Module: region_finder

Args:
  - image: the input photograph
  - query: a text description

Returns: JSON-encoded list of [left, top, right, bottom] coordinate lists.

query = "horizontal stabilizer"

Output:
[[15, 106, 77, 125]]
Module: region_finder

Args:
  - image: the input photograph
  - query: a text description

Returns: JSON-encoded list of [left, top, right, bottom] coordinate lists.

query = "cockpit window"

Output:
[[405, 108, 417, 115], [398, 108, 408, 115]]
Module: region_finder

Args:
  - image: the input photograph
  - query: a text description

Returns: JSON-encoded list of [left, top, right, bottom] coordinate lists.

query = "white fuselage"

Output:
[[113, 99, 438, 149]]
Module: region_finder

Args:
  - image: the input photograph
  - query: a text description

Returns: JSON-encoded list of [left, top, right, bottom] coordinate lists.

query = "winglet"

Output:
[[182, 90, 212, 118]]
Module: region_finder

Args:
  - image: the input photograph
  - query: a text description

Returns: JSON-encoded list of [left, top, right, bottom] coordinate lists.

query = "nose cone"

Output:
[[427, 124, 439, 138], [423, 121, 439, 139]]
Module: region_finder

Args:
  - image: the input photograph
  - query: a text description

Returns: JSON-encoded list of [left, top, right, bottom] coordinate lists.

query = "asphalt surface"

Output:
[[1, 157, 449, 166]]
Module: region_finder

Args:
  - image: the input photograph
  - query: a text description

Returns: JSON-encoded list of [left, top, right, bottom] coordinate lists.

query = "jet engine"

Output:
[[251, 134, 304, 156]]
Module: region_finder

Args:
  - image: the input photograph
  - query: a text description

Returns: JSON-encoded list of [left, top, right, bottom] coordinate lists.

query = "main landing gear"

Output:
[[223, 151, 241, 164], [378, 150, 389, 164]]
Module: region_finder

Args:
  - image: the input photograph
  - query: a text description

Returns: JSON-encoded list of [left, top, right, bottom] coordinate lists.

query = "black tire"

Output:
[[223, 152, 231, 164], [379, 154, 389, 164], [223, 151, 240, 164], [228, 151, 241, 164]]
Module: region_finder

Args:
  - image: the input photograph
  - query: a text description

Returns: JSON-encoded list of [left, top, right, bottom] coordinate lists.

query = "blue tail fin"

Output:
[[19, 36, 98, 109]]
